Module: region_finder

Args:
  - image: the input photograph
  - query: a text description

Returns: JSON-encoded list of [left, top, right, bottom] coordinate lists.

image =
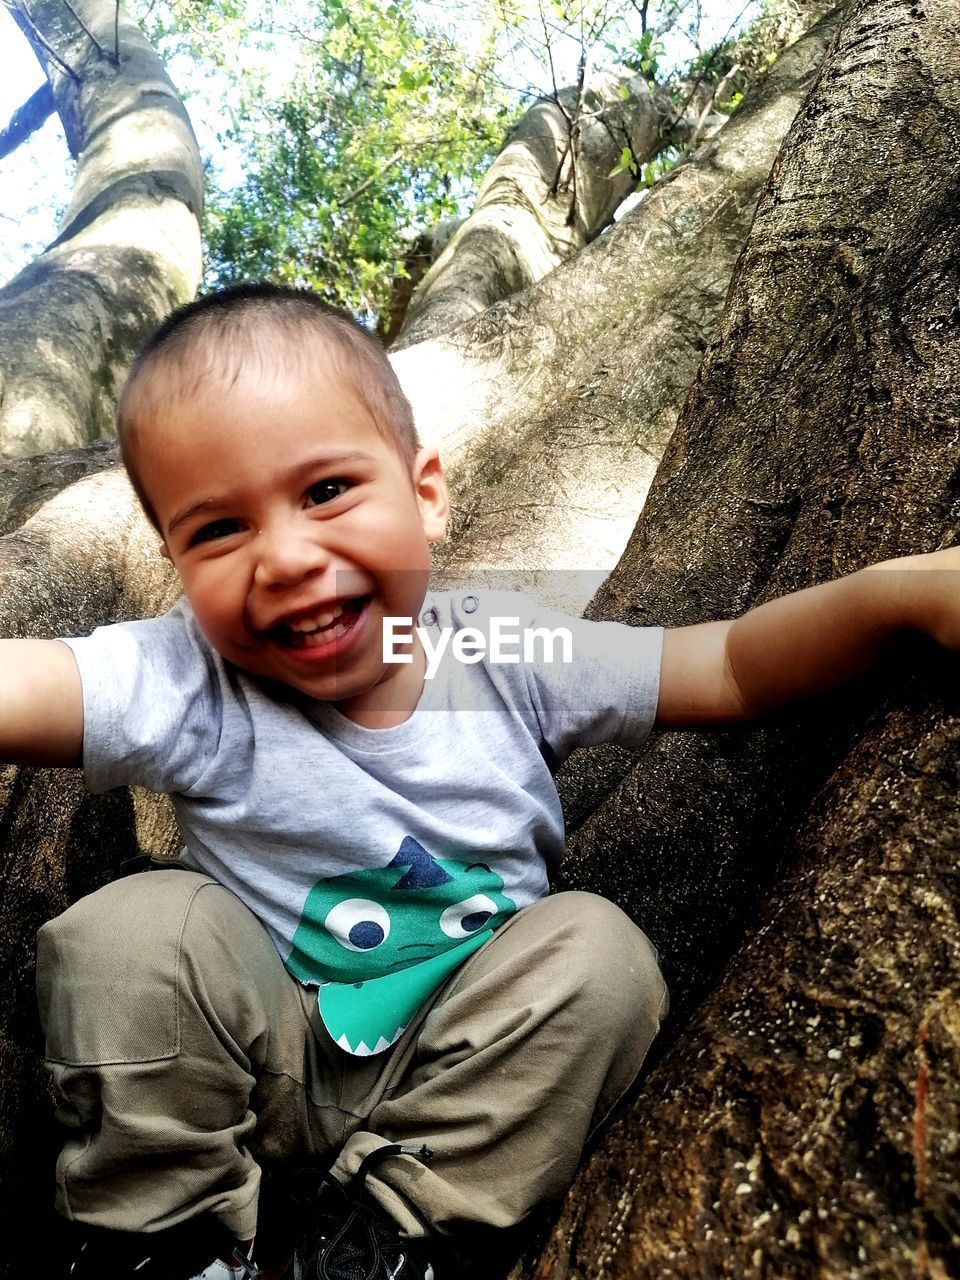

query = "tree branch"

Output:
[[686, 60, 743, 151], [5, 0, 82, 81], [340, 148, 405, 206], [0, 81, 55, 160], [661, 0, 755, 137]]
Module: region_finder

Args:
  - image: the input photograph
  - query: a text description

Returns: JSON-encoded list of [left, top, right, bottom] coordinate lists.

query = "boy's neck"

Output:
[[334, 633, 429, 730]]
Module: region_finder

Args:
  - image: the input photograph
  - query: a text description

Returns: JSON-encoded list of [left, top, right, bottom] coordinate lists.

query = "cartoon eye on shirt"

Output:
[[324, 899, 392, 952], [324, 892, 499, 952], [285, 836, 516, 985], [439, 895, 499, 938]]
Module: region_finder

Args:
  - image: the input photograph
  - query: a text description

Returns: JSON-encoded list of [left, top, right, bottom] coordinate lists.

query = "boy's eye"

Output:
[[307, 479, 350, 507], [189, 518, 242, 547]]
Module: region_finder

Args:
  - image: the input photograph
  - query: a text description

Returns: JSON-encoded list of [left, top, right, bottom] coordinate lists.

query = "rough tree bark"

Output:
[[0, 440, 119, 534], [506, 0, 960, 1274], [393, 66, 669, 350], [0, 0, 203, 457]]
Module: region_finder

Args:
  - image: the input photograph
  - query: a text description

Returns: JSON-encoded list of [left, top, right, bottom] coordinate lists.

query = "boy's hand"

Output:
[[655, 548, 960, 729], [0, 640, 83, 766]]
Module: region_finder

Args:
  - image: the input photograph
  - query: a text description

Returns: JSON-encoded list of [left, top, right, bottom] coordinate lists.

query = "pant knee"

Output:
[[37, 870, 222, 1064], [544, 891, 668, 1032], [39, 868, 215, 956]]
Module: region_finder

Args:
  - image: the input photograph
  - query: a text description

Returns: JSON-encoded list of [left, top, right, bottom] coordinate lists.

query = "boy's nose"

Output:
[[253, 522, 329, 588]]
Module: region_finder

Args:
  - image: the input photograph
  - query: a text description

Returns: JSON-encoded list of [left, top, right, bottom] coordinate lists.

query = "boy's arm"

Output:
[[0, 639, 84, 765], [656, 551, 959, 727]]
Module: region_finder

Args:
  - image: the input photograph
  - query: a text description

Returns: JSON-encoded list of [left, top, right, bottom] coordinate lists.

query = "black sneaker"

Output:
[[68, 1217, 259, 1279], [292, 1144, 436, 1280]]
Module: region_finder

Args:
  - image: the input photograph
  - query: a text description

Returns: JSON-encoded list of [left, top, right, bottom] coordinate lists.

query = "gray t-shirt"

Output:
[[65, 589, 662, 1056]]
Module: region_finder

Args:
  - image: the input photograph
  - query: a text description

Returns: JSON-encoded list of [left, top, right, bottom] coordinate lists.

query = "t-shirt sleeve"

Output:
[[523, 602, 662, 759], [61, 603, 225, 795], [452, 591, 662, 761]]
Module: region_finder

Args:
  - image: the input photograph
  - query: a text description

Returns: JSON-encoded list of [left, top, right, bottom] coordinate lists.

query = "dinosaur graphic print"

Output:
[[286, 836, 517, 1056]]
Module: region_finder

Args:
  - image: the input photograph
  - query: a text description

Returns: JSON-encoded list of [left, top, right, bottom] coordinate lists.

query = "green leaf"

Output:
[[608, 145, 635, 178]]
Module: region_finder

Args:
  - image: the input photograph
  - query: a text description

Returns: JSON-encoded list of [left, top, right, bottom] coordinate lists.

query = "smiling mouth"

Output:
[[268, 595, 370, 648]]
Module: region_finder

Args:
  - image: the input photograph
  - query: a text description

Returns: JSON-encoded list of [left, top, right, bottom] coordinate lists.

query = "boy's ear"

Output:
[[412, 447, 449, 543]]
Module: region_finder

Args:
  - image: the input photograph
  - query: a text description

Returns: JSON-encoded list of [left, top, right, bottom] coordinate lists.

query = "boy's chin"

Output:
[[241, 655, 392, 706]]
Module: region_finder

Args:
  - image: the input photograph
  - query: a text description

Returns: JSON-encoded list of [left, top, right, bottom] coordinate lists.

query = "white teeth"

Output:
[[268, 599, 368, 648], [288, 603, 344, 633], [337, 1033, 375, 1057], [334, 1026, 405, 1056], [298, 620, 350, 647]]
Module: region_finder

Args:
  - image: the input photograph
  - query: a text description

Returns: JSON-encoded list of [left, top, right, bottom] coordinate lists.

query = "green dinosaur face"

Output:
[[285, 838, 517, 1056], [286, 838, 515, 984]]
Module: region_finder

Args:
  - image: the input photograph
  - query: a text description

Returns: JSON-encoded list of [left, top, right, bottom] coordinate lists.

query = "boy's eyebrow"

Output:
[[165, 451, 375, 533]]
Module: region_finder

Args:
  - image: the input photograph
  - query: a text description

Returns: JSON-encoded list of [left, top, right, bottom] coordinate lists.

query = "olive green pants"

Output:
[[37, 870, 667, 1245]]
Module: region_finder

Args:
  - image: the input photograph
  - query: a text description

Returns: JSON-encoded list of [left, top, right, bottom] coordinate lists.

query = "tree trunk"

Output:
[[400, 3, 841, 613], [0, 82, 55, 159], [0, 3, 840, 588], [0, 473, 180, 1278], [508, 0, 960, 1274], [393, 67, 667, 350], [0, 440, 119, 535], [1, 0, 203, 458]]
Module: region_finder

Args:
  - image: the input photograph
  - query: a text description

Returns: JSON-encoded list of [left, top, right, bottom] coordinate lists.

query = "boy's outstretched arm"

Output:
[[0, 640, 83, 765], [656, 550, 960, 728]]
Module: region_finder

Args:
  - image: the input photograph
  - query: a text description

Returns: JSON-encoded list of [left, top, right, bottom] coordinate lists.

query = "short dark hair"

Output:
[[118, 284, 420, 528]]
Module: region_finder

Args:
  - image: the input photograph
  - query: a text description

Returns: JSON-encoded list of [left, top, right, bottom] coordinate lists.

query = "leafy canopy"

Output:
[[199, 0, 517, 318], [119, 0, 799, 320], [3, 0, 803, 298]]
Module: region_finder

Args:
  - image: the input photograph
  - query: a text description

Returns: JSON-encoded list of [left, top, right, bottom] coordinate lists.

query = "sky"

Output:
[[0, 7, 67, 282], [0, 0, 762, 285]]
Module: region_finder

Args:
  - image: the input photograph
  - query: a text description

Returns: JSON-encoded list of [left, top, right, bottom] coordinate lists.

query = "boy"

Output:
[[3, 284, 958, 1280]]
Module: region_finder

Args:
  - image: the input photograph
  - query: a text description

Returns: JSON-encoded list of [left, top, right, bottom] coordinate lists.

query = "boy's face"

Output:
[[135, 358, 448, 721]]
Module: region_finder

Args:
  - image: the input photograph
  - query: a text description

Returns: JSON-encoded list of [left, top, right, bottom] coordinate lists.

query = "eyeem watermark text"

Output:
[[384, 616, 574, 680]]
